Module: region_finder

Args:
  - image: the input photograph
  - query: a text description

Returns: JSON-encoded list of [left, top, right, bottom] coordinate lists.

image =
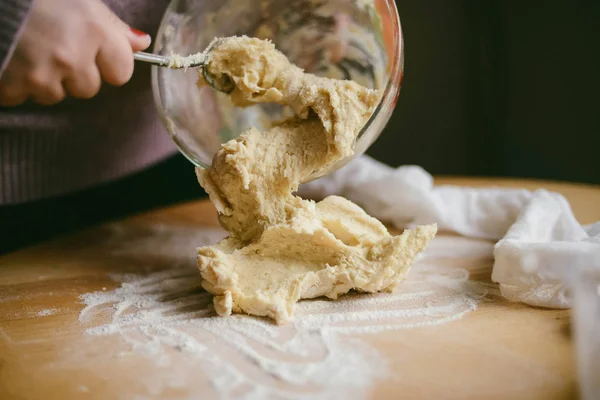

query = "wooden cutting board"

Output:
[[1, 177, 599, 400]]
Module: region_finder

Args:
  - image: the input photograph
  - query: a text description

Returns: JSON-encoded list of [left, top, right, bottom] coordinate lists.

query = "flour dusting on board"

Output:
[[78, 224, 493, 399], [37, 308, 57, 317]]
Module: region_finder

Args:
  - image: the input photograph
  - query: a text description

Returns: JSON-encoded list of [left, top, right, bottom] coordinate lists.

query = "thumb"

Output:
[[127, 27, 152, 52]]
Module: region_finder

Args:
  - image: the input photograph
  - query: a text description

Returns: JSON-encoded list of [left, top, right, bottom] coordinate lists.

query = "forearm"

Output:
[[0, 0, 35, 77]]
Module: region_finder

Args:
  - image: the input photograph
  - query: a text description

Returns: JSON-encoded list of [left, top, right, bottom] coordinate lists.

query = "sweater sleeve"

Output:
[[0, 0, 35, 77]]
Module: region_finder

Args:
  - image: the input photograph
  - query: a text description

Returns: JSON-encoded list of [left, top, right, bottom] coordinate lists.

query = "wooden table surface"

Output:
[[1, 177, 599, 400]]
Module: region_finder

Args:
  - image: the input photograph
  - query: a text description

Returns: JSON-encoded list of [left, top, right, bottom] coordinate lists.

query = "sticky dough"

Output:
[[196, 36, 437, 324]]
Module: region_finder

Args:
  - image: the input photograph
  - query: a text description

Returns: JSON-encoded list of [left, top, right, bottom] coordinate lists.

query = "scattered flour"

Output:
[[37, 308, 57, 317], [76, 224, 495, 399]]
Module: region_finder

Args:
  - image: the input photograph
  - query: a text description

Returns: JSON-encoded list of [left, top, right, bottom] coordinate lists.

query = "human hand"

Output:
[[0, 0, 152, 107]]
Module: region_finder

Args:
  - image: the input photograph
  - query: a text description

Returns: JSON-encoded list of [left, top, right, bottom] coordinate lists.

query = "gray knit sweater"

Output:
[[0, 0, 176, 205]]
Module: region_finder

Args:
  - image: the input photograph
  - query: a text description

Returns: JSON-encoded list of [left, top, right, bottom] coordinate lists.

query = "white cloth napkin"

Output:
[[299, 156, 600, 308]]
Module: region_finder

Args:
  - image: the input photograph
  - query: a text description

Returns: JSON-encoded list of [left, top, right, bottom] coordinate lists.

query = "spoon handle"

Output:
[[133, 52, 173, 68]]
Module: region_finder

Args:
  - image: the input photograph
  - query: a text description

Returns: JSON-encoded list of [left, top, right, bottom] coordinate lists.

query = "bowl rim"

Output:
[[356, 0, 404, 143]]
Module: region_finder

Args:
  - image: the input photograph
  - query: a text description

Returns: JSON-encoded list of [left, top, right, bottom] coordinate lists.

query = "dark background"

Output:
[[368, 0, 600, 184]]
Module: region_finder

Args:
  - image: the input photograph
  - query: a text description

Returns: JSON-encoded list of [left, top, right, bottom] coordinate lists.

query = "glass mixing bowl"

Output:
[[152, 0, 403, 179]]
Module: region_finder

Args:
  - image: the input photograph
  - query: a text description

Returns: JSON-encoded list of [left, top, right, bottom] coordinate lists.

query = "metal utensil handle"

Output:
[[133, 52, 172, 67]]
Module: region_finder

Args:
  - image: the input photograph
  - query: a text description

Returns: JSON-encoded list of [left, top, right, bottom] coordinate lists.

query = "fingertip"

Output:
[[131, 35, 152, 52], [128, 27, 152, 52]]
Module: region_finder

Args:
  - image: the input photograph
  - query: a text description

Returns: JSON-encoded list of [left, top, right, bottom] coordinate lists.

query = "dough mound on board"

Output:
[[195, 36, 437, 324]]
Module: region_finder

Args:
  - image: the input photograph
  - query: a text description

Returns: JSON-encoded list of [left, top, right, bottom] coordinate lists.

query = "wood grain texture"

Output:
[[1, 178, 598, 399]]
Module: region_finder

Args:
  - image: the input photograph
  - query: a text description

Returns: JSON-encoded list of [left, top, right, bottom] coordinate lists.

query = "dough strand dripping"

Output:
[[195, 36, 437, 324]]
